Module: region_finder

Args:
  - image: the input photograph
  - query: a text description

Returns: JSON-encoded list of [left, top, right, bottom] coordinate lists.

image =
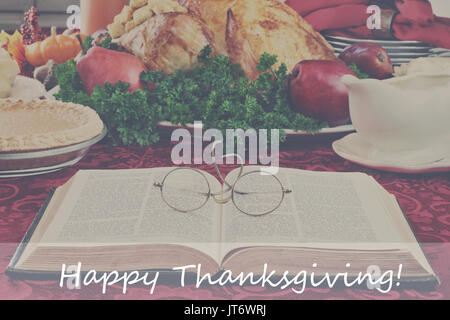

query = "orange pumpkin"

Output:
[[24, 27, 85, 67]]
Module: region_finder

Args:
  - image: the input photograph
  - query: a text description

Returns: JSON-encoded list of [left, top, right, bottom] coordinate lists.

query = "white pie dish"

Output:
[[0, 127, 107, 178]]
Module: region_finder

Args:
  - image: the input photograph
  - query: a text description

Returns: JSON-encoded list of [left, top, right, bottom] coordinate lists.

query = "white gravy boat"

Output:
[[341, 73, 450, 164]]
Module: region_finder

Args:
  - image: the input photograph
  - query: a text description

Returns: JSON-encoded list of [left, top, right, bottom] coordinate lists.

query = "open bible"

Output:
[[6, 167, 438, 287]]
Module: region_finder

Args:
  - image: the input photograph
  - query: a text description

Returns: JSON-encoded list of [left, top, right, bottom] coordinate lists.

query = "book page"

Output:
[[372, 181, 436, 276], [37, 168, 223, 264], [220, 167, 406, 259]]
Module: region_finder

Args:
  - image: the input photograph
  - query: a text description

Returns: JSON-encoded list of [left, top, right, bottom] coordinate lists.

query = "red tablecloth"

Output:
[[0, 137, 449, 300]]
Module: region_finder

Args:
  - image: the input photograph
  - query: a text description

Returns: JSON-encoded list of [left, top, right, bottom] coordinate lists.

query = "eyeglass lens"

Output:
[[161, 168, 210, 213], [232, 172, 284, 216]]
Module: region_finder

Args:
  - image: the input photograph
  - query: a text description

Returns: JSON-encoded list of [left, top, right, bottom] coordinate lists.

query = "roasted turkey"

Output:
[[120, 0, 336, 78], [119, 12, 217, 74], [185, 0, 336, 79]]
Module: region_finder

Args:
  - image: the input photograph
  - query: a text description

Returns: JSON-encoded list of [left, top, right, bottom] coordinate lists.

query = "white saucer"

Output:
[[333, 133, 450, 173]]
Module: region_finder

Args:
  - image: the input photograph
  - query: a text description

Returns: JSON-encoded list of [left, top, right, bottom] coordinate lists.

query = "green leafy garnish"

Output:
[[81, 35, 93, 55], [81, 35, 115, 55], [54, 60, 159, 146], [257, 53, 278, 72], [349, 64, 370, 79], [55, 47, 327, 146], [100, 36, 113, 49]]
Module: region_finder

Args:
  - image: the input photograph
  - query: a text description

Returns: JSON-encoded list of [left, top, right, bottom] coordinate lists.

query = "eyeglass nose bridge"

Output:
[[210, 191, 232, 204], [212, 155, 244, 192]]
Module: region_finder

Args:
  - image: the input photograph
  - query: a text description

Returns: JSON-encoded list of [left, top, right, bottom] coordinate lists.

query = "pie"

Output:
[[0, 99, 104, 152]]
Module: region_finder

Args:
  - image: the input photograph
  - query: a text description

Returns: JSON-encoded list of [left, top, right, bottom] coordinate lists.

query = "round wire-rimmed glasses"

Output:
[[153, 146, 292, 217]]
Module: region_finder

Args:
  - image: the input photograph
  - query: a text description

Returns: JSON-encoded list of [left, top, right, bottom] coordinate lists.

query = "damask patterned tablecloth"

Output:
[[0, 138, 449, 300]]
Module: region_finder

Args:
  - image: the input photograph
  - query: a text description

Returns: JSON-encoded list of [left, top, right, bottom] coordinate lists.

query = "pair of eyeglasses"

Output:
[[154, 144, 291, 217]]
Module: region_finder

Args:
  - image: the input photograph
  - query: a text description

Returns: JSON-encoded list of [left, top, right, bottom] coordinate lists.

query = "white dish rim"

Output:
[[333, 133, 450, 173]]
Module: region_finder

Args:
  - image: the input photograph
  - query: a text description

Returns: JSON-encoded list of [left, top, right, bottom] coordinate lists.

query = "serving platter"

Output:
[[0, 127, 107, 178], [157, 121, 355, 136], [45, 90, 356, 137]]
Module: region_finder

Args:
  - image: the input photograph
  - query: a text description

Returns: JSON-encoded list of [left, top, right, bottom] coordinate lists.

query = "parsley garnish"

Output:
[[81, 35, 116, 55], [349, 64, 370, 79], [55, 47, 327, 146], [54, 60, 159, 146], [81, 35, 93, 55]]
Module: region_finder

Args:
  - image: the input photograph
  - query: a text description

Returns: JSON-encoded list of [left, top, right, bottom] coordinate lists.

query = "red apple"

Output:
[[339, 43, 393, 80], [77, 46, 147, 95], [289, 60, 356, 127]]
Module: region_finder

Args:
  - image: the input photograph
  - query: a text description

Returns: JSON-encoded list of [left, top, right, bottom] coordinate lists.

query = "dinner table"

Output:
[[0, 133, 448, 300]]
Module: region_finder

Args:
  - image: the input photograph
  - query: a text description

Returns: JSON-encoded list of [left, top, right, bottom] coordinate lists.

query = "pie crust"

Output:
[[0, 98, 104, 152]]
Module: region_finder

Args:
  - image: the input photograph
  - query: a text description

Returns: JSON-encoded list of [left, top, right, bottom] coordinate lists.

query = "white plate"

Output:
[[328, 41, 433, 52], [333, 50, 431, 58], [333, 133, 450, 173], [326, 35, 435, 66], [430, 48, 450, 57], [333, 49, 432, 56], [389, 58, 418, 62], [331, 54, 415, 65], [324, 34, 434, 47], [157, 121, 355, 136]]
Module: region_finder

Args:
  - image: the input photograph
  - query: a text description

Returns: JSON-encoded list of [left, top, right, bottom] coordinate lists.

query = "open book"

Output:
[[6, 167, 438, 287]]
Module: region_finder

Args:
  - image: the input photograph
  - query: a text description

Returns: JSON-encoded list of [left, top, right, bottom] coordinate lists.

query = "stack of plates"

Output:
[[324, 33, 435, 66]]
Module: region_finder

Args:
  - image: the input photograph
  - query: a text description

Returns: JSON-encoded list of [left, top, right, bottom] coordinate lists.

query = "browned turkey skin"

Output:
[[120, 0, 336, 79], [119, 12, 217, 74]]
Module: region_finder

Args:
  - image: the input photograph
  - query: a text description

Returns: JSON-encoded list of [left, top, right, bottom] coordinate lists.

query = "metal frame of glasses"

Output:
[[154, 144, 291, 216]]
